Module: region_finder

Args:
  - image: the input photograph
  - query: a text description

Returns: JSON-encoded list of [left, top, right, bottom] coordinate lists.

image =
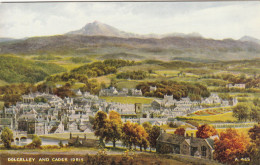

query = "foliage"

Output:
[[116, 70, 147, 80], [196, 124, 217, 139], [122, 121, 149, 151], [58, 140, 64, 148], [247, 124, 260, 164], [53, 83, 76, 99], [70, 57, 92, 63], [71, 59, 135, 77], [232, 102, 260, 122], [214, 128, 250, 164], [0, 127, 13, 148], [168, 122, 178, 128], [93, 111, 108, 147], [104, 111, 122, 148], [29, 134, 42, 148], [33, 55, 61, 61], [174, 128, 186, 136], [148, 125, 161, 150], [0, 55, 65, 83], [136, 80, 210, 100]]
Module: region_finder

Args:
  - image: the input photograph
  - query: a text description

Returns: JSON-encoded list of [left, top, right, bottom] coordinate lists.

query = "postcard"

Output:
[[0, 1, 259, 165]]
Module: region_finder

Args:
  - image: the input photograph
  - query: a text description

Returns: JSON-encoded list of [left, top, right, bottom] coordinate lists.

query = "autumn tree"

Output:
[[1, 127, 13, 148], [93, 111, 108, 147], [122, 121, 136, 149], [196, 124, 217, 139], [174, 128, 185, 136], [104, 111, 122, 148], [122, 122, 149, 151], [214, 128, 250, 164]]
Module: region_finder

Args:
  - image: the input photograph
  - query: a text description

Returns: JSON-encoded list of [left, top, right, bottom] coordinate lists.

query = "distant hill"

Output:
[[0, 38, 17, 43], [1, 21, 260, 61], [99, 52, 144, 60], [1, 34, 260, 61], [0, 55, 66, 83], [240, 36, 260, 45]]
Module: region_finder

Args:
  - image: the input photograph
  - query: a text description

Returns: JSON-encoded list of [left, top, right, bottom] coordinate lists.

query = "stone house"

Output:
[[156, 133, 214, 160]]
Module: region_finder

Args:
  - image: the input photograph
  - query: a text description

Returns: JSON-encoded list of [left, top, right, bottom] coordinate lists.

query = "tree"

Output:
[[148, 126, 161, 151], [233, 103, 252, 121], [247, 124, 260, 164], [31, 134, 42, 148], [58, 140, 64, 148], [104, 111, 122, 148], [214, 128, 250, 164], [122, 121, 135, 149], [1, 127, 13, 148], [174, 128, 185, 136], [196, 124, 217, 139], [93, 111, 108, 147]]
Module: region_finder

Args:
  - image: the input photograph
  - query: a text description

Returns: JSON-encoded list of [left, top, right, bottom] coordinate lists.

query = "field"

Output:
[[100, 96, 154, 104], [185, 112, 237, 122]]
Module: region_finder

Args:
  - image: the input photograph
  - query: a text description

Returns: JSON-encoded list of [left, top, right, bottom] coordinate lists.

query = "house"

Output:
[[99, 87, 118, 96], [150, 86, 157, 92], [49, 122, 64, 134], [156, 133, 214, 160], [68, 133, 98, 147], [131, 89, 142, 96], [226, 83, 246, 89]]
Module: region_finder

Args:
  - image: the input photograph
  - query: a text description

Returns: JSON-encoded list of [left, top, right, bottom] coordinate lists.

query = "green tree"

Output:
[[148, 126, 161, 151], [233, 103, 252, 121], [93, 111, 108, 147], [58, 140, 64, 148], [248, 124, 260, 164], [0, 127, 13, 148], [31, 134, 42, 148]]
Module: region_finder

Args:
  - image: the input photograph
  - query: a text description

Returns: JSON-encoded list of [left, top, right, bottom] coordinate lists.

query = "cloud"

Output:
[[0, 2, 259, 39]]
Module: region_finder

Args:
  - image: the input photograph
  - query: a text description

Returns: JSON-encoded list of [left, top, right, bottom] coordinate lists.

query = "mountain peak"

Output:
[[239, 36, 260, 44], [67, 21, 137, 38]]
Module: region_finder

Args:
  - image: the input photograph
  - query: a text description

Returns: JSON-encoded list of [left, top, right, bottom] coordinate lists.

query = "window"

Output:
[[201, 146, 207, 157]]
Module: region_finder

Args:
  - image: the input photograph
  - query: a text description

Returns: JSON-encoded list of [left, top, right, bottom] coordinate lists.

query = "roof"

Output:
[[49, 126, 58, 133], [157, 133, 185, 144]]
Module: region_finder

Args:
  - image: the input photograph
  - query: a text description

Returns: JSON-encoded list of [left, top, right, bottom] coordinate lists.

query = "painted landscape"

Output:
[[0, 2, 260, 165]]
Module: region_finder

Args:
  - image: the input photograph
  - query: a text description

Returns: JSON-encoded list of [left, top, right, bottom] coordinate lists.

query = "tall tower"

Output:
[[135, 103, 143, 119]]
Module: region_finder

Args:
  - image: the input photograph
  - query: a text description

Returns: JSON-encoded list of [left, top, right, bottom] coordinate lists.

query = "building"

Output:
[[156, 133, 215, 160], [226, 83, 246, 89]]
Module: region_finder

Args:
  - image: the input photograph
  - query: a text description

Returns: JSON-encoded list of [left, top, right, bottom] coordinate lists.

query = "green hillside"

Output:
[[0, 55, 66, 83]]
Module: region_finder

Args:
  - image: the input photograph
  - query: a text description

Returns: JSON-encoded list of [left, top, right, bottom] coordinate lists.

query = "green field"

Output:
[[100, 96, 154, 104]]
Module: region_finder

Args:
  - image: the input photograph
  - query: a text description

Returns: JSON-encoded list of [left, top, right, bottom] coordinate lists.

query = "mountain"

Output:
[[240, 36, 260, 45], [1, 34, 260, 61], [67, 21, 140, 38], [1, 21, 260, 61], [0, 38, 17, 43]]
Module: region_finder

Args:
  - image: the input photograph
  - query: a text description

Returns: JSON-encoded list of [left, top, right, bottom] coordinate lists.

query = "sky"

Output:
[[0, 1, 260, 40]]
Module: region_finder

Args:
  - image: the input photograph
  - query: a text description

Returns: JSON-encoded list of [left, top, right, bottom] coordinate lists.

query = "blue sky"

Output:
[[0, 1, 259, 39]]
